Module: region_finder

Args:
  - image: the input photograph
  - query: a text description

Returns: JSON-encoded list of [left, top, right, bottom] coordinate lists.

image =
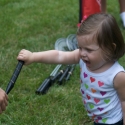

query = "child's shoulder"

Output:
[[114, 71, 125, 89], [113, 71, 125, 99]]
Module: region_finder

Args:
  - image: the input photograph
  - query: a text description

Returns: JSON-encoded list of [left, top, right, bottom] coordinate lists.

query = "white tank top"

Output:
[[79, 60, 125, 124]]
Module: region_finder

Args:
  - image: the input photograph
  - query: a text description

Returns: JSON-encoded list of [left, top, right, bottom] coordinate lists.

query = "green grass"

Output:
[[0, 0, 125, 125]]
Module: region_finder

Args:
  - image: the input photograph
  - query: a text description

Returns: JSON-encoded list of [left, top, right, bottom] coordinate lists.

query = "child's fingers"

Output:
[[17, 49, 33, 65], [18, 49, 25, 55], [17, 49, 27, 61], [17, 55, 25, 62]]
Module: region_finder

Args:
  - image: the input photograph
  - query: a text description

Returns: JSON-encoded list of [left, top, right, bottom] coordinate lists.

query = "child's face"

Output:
[[77, 35, 107, 72]]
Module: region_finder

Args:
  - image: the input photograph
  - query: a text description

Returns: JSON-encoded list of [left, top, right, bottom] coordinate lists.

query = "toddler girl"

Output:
[[17, 13, 125, 125]]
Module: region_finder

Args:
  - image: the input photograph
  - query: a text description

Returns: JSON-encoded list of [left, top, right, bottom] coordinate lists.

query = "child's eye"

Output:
[[86, 49, 92, 53], [78, 47, 82, 50]]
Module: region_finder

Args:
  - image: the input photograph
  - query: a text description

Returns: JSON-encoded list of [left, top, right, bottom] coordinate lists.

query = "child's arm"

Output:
[[17, 49, 80, 65], [114, 72, 125, 125]]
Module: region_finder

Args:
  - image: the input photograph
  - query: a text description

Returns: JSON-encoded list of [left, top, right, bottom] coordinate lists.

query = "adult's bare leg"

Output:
[[119, 0, 125, 27], [101, 0, 107, 13]]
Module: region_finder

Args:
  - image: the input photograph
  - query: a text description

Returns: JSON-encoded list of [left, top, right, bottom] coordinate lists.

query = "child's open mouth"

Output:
[[84, 60, 90, 67]]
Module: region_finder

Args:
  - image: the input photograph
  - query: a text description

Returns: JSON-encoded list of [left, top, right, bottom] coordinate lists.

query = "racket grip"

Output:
[[36, 78, 51, 95], [35, 79, 48, 94], [58, 66, 70, 85], [65, 65, 75, 81], [6, 60, 24, 94], [51, 70, 63, 82]]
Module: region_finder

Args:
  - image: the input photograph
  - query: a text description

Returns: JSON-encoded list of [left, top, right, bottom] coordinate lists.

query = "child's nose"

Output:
[[80, 49, 87, 57]]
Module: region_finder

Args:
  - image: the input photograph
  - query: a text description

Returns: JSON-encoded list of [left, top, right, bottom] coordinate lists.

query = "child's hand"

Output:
[[0, 88, 8, 114], [17, 49, 34, 65]]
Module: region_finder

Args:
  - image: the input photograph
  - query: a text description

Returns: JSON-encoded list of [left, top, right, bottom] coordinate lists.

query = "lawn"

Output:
[[0, 0, 125, 125]]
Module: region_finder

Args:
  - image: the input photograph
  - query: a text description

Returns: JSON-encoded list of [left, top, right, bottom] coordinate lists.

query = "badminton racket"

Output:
[[58, 65, 71, 84], [35, 37, 68, 94], [65, 64, 75, 80], [5, 60, 24, 94], [35, 38, 67, 95], [35, 64, 61, 95], [65, 34, 78, 80], [66, 34, 78, 50]]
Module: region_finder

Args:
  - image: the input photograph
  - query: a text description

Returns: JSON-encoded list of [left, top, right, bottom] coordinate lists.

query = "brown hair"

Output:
[[77, 13, 125, 61]]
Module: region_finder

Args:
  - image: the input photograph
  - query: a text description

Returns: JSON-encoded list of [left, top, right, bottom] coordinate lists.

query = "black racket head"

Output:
[[66, 34, 78, 50], [55, 38, 69, 51]]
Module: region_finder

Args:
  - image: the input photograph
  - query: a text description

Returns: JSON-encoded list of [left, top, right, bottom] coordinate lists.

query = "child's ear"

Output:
[[112, 43, 116, 51]]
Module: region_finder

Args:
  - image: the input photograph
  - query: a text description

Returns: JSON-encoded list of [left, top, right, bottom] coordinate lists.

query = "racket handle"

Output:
[[65, 65, 75, 81], [36, 78, 51, 95], [5, 60, 24, 94], [51, 70, 63, 82], [35, 78, 48, 94], [58, 65, 70, 85]]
